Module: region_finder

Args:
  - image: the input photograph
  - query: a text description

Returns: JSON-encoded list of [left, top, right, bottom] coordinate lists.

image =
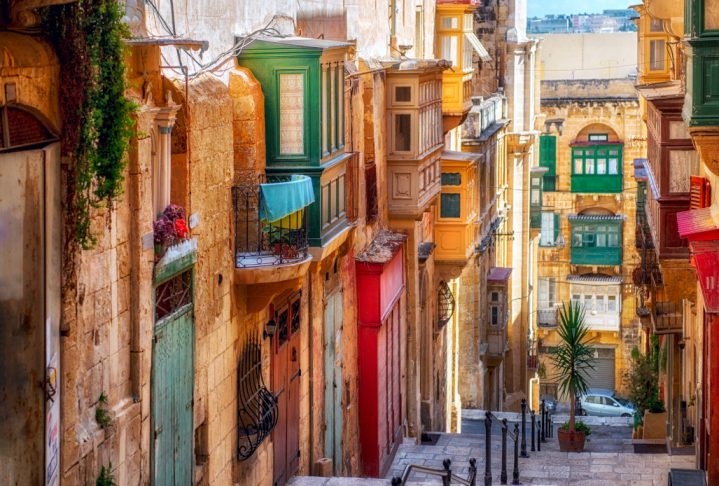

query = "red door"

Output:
[[272, 294, 302, 486]]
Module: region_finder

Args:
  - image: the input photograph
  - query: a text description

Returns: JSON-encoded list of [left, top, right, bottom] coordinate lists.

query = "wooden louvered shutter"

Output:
[[690, 176, 711, 209]]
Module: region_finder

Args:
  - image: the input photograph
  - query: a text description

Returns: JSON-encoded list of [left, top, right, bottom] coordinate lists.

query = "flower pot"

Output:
[[557, 428, 586, 452]]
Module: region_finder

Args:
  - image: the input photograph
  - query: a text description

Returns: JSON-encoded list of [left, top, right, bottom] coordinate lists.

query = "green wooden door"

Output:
[[323, 290, 343, 474], [152, 276, 194, 486]]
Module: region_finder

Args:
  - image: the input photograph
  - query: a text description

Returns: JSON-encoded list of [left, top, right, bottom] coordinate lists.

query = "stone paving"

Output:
[[289, 416, 695, 486]]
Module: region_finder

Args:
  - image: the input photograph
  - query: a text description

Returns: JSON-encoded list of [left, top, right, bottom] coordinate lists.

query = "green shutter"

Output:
[[539, 135, 556, 175], [440, 193, 461, 218]]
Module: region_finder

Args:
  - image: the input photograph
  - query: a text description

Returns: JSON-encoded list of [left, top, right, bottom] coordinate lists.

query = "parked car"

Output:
[[540, 396, 557, 414], [578, 389, 635, 417]]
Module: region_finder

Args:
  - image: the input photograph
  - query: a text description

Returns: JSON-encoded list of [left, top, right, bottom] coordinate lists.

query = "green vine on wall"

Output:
[[43, 0, 136, 249]]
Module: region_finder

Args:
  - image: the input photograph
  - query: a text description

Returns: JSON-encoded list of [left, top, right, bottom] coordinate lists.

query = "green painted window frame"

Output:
[[570, 220, 623, 265], [571, 144, 623, 193], [539, 135, 557, 191], [686, 0, 719, 38], [274, 67, 311, 162]]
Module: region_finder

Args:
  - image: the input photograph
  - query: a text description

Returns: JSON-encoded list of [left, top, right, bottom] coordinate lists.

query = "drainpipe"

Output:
[[529, 376, 539, 412]]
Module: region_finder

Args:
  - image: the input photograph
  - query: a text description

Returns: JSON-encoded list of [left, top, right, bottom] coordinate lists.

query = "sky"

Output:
[[528, 0, 634, 17]]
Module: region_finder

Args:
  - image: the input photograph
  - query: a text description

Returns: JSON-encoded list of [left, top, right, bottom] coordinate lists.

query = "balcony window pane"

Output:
[[608, 295, 617, 312], [395, 86, 412, 102], [650, 39, 666, 71], [584, 295, 593, 310], [608, 158, 619, 174], [582, 233, 595, 246], [440, 34, 459, 66], [596, 296, 606, 312], [321, 68, 328, 155], [441, 15, 459, 29], [608, 232, 620, 247], [395, 114, 411, 151], [706, 3, 719, 30], [337, 64, 344, 149], [440, 193, 461, 218], [574, 158, 583, 174], [596, 233, 607, 247], [279, 73, 305, 155], [463, 35, 473, 70], [464, 13, 473, 31], [650, 18, 664, 32], [597, 158, 607, 174], [540, 213, 555, 246], [442, 173, 461, 185], [585, 159, 595, 174]]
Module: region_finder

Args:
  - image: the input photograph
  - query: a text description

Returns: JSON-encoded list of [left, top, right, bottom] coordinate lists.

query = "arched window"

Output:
[[0, 106, 57, 152]]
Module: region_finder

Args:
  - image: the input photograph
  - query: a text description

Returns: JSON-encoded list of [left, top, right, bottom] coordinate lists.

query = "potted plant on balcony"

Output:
[[551, 301, 595, 452]]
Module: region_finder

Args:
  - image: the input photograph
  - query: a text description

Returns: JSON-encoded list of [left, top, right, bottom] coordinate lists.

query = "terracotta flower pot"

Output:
[[557, 428, 586, 452]]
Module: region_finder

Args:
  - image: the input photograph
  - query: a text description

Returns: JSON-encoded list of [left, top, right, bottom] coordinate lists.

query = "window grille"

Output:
[[237, 333, 278, 461], [437, 280, 456, 328], [155, 269, 192, 321]]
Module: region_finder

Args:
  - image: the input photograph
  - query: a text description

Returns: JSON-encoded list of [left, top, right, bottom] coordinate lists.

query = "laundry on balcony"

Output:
[[259, 174, 315, 227]]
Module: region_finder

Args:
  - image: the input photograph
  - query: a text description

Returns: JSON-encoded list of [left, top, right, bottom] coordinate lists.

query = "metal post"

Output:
[[520, 399, 528, 457], [537, 420, 541, 452], [512, 423, 521, 485], [540, 400, 546, 442], [530, 410, 536, 452], [391, 478, 402, 486], [469, 458, 477, 486], [501, 419, 508, 485], [484, 411, 492, 486], [442, 458, 451, 486]]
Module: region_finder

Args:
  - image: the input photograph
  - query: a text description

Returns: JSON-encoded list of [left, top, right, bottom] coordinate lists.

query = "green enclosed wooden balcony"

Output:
[[570, 144, 623, 193], [683, 0, 719, 129], [569, 214, 624, 266], [238, 37, 358, 248]]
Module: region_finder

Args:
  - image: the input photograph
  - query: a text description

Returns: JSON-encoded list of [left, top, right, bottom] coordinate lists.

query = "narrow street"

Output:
[[290, 412, 693, 485]]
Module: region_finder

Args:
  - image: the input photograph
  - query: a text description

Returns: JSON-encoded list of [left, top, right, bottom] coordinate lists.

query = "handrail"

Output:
[[392, 458, 477, 486], [487, 411, 517, 441]]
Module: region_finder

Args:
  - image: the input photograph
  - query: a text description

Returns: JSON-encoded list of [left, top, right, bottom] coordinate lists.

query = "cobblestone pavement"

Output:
[[290, 416, 695, 485]]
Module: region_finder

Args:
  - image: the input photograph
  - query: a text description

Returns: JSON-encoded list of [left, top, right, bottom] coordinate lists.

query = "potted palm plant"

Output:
[[551, 301, 595, 452]]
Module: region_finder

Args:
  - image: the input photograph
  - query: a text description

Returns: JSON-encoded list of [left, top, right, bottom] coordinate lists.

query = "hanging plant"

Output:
[[43, 0, 136, 249]]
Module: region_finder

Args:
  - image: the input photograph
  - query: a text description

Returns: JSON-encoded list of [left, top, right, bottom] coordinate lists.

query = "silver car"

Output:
[[579, 389, 635, 417]]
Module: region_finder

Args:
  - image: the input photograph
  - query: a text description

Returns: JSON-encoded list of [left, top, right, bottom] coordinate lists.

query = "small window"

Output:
[[490, 306, 499, 326], [441, 173, 462, 186], [650, 18, 664, 32], [584, 159, 595, 174], [395, 114, 411, 151], [649, 39, 666, 71], [395, 86, 412, 102], [608, 158, 619, 175], [597, 158, 607, 174], [440, 34, 459, 66], [440, 193, 461, 218], [574, 158, 583, 174], [490, 291, 500, 303], [588, 134, 608, 142], [441, 15, 459, 29]]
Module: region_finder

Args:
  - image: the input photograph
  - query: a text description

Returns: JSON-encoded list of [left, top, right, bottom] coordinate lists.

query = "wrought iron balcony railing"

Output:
[[232, 175, 310, 268]]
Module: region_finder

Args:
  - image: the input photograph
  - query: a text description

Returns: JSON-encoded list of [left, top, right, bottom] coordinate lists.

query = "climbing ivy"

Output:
[[44, 0, 136, 249]]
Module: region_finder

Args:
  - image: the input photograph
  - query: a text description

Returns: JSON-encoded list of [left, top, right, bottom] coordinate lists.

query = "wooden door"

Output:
[[272, 294, 302, 486], [0, 147, 60, 486], [324, 290, 343, 474], [152, 270, 194, 486]]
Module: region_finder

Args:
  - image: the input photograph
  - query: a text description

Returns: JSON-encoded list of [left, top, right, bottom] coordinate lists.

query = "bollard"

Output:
[[512, 422, 521, 485], [501, 419, 508, 485], [484, 411, 492, 486], [520, 399, 528, 458], [391, 477, 402, 486], [537, 417, 541, 452], [442, 458, 452, 486], [530, 410, 536, 452], [540, 400, 546, 443]]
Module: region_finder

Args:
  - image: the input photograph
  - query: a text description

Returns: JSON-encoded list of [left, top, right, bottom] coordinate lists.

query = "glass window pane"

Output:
[[608, 158, 619, 174], [441, 35, 459, 66], [442, 173, 462, 185], [540, 213, 555, 246], [597, 158, 607, 174], [650, 39, 666, 71], [441, 15, 459, 29], [608, 233, 619, 247], [440, 193, 461, 218], [589, 134, 608, 141], [585, 159, 595, 174], [395, 86, 412, 102], [596, 296, 606, 312], [574, 158, 583, 174], [650, 18, 663, 32], [608, 295, 617, 312], [596, 233, 607, 247], [395, 114, 411, 151], [279, 73, 305, 155]]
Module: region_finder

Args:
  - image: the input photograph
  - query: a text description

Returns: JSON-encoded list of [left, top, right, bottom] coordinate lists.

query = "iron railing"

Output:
[[237, 334, 278, 460], [232, 173, 309, 268], [391, 458, 478, 486]]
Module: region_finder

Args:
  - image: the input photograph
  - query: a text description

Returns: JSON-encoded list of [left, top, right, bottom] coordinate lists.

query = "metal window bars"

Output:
[[232, 172, 310, 268], [237, 333, 278, 461]]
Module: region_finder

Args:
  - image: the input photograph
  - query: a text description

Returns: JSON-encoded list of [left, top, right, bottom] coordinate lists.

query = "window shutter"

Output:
[[690, 176, 711, 209]]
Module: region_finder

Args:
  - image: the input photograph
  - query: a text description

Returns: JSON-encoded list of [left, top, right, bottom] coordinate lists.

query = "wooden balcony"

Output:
[[435, 150, 480, 263], [487, 327, 507, 366], [651, 300, 683, 335], [442, 73, 473, 133]]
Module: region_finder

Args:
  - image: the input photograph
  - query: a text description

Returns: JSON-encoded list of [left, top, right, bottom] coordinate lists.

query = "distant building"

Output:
[[529, 11, 637, 34]]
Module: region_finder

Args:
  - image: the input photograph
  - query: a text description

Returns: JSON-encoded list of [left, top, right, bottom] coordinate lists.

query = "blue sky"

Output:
[[528, 0, 634, 17]]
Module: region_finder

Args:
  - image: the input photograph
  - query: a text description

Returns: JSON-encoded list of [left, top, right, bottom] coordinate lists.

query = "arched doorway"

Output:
[[0, 104, 61, 485]]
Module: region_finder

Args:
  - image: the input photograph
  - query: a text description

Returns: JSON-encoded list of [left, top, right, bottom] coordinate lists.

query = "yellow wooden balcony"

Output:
[[435, 150, 480, 263], [436, 1, 490, 132]]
